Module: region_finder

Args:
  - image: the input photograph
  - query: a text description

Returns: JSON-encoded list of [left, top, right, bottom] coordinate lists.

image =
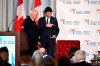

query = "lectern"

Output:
[[0, 32, 28, 66]]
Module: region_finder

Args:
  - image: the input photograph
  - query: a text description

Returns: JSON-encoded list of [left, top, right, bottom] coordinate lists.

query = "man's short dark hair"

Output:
[[20, 50, 31, 60], [44, 7, 52, 13], [0, 47, 8, 54]]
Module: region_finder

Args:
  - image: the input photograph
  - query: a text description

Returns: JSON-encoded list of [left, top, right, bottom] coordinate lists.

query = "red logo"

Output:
[[84, 19, 89, 25], [96, 29, 100, 34], [96, 9, 100, 13]]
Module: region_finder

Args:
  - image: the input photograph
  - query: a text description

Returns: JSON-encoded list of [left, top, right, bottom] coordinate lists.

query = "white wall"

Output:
[[1, 0, 7, 31], [8, 0, 13, 31], [0, 0, 3, 31]]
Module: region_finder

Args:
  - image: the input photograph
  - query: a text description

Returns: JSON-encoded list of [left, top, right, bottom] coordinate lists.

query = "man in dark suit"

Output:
[[38, 7, 59, 57], [20, 50, 31, 66], [72, 50, 93, 66], [24, 10, 39, 54], [39, 47, 52, 62]]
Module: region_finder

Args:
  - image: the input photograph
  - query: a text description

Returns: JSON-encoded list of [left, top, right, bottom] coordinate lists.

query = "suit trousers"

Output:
[[41, 38, 56, 57], [28, 35, 38, 54]]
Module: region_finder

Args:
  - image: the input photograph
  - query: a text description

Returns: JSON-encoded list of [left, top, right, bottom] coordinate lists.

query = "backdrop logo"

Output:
[[84, 40, 90, 45], [60, 0, 63, 2], [0, 37, 2, 44], [62, 0, 72, 4], [96, 9, 100, 13], [84, 19, 89, 25], [60, 19, 65, 23], [70, 29, 76, 34], [70, 9, 90, 14], [96, 29, 100, 34], [84, 0, 89, 4], [70, 9, 75, 14], [70, 29, 83, 35]]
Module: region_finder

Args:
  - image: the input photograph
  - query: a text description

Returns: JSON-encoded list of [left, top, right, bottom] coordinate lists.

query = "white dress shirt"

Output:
[[30, 16, 34, 21], [45, 17, 50, 24]]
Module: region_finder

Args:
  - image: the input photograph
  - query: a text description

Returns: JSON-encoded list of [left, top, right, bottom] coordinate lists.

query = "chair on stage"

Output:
[[56, 40, 80, 60]]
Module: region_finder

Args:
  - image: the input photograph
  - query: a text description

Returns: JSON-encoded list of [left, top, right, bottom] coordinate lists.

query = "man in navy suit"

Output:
[[24, 10, 39, 54], [38, 7, 59, 57], [39, 47, 52, 62], [20, 50, 31, 66]]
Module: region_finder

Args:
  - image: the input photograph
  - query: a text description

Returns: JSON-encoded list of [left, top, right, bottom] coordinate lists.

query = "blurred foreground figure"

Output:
[[72, 50, 93, 66], [20, 50, 31, 66], [29, 50, 43, 66], [0, 47, 11, 66], [39, 47, 52, 62]]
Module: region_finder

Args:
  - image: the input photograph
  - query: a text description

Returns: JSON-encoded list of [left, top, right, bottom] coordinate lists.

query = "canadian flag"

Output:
[[14, 0, 26, 32], [33, 0, 42, 49], [34, 0, 42, 25]]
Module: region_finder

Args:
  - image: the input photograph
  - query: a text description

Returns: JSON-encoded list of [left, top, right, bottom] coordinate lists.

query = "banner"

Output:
[[56, 0, 100, 62]]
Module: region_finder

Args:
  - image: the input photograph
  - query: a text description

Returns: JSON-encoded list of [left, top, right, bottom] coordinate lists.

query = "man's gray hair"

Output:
[[74, 50, 86, 62], [29, 50, 43, 66], [39, 47, 47, 55], [30, 9, 38, 14]]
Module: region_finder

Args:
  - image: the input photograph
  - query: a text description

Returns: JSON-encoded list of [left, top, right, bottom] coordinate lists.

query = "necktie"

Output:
[[47, 18, 49, 24]]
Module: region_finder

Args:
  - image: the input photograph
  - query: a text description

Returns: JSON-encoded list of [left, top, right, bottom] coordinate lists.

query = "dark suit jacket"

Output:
[[43, 55, 52, 62], [23, 16, 39, 38], [38, 16, 59, 40], [72, 61, 93, 66], [4, 62, 12, 66]]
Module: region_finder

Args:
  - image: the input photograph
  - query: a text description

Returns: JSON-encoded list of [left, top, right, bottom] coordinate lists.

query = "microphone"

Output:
[[7, 20, 14, 32]]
